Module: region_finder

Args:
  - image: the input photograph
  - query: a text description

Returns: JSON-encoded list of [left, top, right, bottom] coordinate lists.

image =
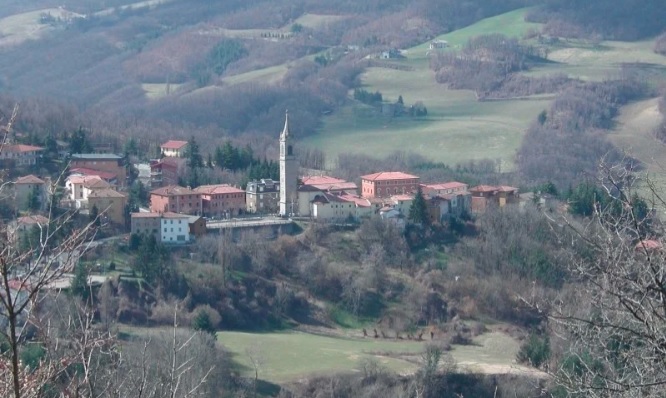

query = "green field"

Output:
[[300, 8, 666, 168], [610, 98, 666, 207], [217, 330, 527, 383]]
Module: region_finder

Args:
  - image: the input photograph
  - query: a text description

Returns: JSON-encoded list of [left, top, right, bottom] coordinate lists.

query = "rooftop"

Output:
[[69, 167, 117, 180], [17, 215, 50, 225], [361, 171, 420, 181], [194, 184, 245, 195], [71, 153, 123, 160], [150, 185, 196, 196], [15, 175, 45, 184], [83, 178, 112, 190], [469, 185, 499, 193], [131, 212, 162, 219], [88, 189, 126, 198], [2, 144, 44, 153], [301, 175, 347, 186], [162, 212, 190, 219], [422, 182, 468, 191], [161, 140, 189, 150], [338, 194, 372, 207]]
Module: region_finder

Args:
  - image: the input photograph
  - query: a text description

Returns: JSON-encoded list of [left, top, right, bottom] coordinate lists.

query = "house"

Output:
[[421, 182, 468, 196], [337, 194, 374, 220], [150, 185, 201, 215], [297, 175, 358, 217], [149, 157, 186, 188], [389, 194, 414, 215], [311, 192, 357, 222], [70, 154, 126, 186], [0, 144, 44, 168], [160, 212, 191, 244], [131, 212, 161, 241], [160, 140, 189, 158], [14, 175, 47, 211], [246, 179, 280, 214], [379, 207, 406, 229], [429, 40, 448, 50], [379, 49, 403, 59], [361, 172, 420, 199], [87, 189, 127, 225], [69, 167, 118, 185], [194, 184, 246, 218], [187, 215, 207, 238], [469, 185, 519, 213], [65, 175, 112, 208]]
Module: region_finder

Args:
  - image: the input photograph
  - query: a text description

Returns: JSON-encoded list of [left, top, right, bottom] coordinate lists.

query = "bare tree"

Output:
[[542, 159, 666, 397]]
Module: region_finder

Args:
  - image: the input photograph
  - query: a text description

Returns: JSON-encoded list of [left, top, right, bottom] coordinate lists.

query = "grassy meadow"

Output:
[[301, 8, 666, 168], [217, 330, 525, 383]]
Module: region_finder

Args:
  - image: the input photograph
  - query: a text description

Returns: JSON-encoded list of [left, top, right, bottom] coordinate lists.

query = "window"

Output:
[[164, 228, 167, 232], [171, 228, 173, 232]]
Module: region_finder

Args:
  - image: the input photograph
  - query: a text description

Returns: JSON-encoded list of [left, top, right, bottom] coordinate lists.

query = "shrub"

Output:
[[517, 332, 551, 368]]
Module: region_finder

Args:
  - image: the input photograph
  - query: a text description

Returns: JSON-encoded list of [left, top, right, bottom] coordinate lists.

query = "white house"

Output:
[[160, 212, 190, 244], [65, 175, 112, 208]]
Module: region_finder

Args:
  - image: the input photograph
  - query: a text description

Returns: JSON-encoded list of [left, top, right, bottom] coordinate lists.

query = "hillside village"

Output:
[[3, 112, 522, 246]]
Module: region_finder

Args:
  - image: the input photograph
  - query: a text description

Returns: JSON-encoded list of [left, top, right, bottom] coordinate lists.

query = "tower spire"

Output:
[[281, 109, 289, 140]]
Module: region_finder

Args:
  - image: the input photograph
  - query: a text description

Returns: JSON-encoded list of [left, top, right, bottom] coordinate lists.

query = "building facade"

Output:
[[70, 154, 127, 186], [149, 185, 201, 215], [0, 144, 44, 168], [297, 176, 358, 217], [131, 212, 161, 240], [194, 184, 246, 218], [88, 189, 127, 225], [160, 140, 189, 158], [160, 213, 190, 244], [149, 157, 185, 188], [279, 112, 298, 216], [14, 175, 47, 211], [360, 172, 420, 198], [246, 179, 280, 214]]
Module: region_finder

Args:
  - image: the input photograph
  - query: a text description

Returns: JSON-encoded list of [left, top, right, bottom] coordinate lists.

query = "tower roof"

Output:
[[280, 110, 289, 140]]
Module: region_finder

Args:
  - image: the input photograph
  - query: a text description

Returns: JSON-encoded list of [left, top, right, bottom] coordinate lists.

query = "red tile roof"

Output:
[[361, 171, 419, 181], [88, 189, 126, 198], [17, 215, 49, 225], [469, 185, 499, 193], [422, 182, 467, 191], [194, 184, 245, 195], [2, 144, 44, 153], [338, 194, 372, 207], [301, 176, 347, 185], [69, 167, 117, 181], [15, 175, 45, 184], [83, 178, 112, 189], [309, 182, 358, 191], [151, 185, 196, 196], [160, 140, 188, 150]]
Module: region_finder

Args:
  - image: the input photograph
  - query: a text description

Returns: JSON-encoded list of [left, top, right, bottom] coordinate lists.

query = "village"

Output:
[[2, 113, 527, 246]]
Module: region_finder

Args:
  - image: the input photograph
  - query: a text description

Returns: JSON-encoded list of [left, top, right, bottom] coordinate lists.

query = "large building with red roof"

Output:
[[150, 185, 201, 215], [360, 171, 420, 198], [194, 184, 246, 218], [0, 144, 44, 167]]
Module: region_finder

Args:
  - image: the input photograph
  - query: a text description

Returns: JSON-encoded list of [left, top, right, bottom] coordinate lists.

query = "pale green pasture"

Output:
[[291, 13, 349, 29], [218, 330, 520, 383], [609, 98, 666, 208], [302, 65, 551, 168]]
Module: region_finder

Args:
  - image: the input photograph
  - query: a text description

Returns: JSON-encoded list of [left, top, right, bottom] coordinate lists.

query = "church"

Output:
[[279, 111, 298, 217]]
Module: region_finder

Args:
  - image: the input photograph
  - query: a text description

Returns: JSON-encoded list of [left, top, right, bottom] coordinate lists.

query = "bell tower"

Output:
[[279, 110, 298, 216]]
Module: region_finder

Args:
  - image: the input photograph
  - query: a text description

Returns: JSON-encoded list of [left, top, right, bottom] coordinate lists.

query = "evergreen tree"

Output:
[[192, 310, 217, 338], [71, 262, 90, 301], [68, 127, 92, 154], [186, 136, 204, 169], [89, 205, 101, 227], [408, 187, 429, 225], [27, 185, 41, 212]]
